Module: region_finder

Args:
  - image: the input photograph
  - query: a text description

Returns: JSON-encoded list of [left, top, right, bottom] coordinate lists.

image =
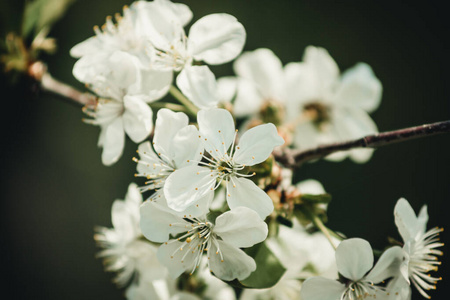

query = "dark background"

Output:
[[1, 0, 449, 299]]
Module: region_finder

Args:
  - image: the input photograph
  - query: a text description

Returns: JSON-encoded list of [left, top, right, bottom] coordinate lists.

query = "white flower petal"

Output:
[[72, 53, 109, 85], [125, 182, 143, 208], [111, 200, 138, 240], [417, 205, 429, 234], [153, 108, 189, 161], [140, 200, 187, 243], [157, 241, 197, 279], [300, 276, 346, 300], [198, 108, 235, 157], [233, 123, 284, 166], [171, 125, 204, 169], [188, 13, 246, 65], [209, 240, 256, 281], [336, 238, 373, 281], [132, 0, 185, 50], [171, 293, 201, 300], [164, 165, 216, 212], [232, 78, 264, 118], [214, 207, 268, 248], [126, 281, 161, 300], [394, 198, 425, 242], [177, 192, 213, 218], [131, 68, 172, 102], [70, 36, 102, 58], [366, 246, 405, 284], [226, 177, 274, 220], [101, 118, 125, 166], [333, 63, 382, 113], [217, 76, 238, 103], [177, 66, 219, 109], [136, 141, 165, 175], [233, 48, 284, 100], [133, 241, 168, 282], [157, 0, 193, 26], [349, 148, 375, 164], [296, 179, 325, 195], [108, 51, 142, 89], [332, 106, 378, 140], [123, 95, 153, 143], [302, 46, 340, 96]]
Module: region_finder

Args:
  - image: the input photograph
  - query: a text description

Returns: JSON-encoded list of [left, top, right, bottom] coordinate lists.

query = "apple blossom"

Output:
[[164, 108, 284, 219], [300, 238, 404, 300], [94, 183, 166, 287], [392, 198, 444, 299], [140, 205, 268, 281]]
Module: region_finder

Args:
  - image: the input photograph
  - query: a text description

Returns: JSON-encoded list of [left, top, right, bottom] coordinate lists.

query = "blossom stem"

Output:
[[310, 213, 337, 250], [149, 102, 189, 113], [28, 61, 97, 107], [275, 120, 450, 168], [169, 85, 199, 116]]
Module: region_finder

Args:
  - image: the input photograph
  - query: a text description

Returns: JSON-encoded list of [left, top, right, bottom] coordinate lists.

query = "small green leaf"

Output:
[[239, 242, 286, 289], [22, 0, 75, 38], [301, 193, 332, 204]]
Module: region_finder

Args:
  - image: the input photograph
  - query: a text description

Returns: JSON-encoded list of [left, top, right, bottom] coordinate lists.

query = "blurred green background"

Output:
[[1, 0, 449, 299]]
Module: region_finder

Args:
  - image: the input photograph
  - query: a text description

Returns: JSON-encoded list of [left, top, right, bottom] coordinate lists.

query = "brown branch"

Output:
[[274, 120, 450, 168], [29, 61, 97, 107]]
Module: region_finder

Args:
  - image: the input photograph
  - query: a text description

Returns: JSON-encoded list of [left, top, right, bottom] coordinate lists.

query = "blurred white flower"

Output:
[[228, 48, 287, 119], [94, 183, 166, 287], [391, 198, 444, 299], [164, 108, 284, 219], [301, 238, 404, 300], [285, 46, 382, 163], [241, 220, 339, 300], [227, 46, 382, 163], [140, 204, 268, 281]]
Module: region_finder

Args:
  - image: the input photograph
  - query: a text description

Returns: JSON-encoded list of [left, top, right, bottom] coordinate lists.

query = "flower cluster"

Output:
[[69, 1, 444, 299]]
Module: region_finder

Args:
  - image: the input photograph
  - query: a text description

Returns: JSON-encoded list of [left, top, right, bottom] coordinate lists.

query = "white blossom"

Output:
[[94, 183, 166, 287], [140, 204, 268, 281], [70, 0, 192, 64], [164, 108, 284, 219], [227, 47, 381, 163], [149, 12, 246, 72], [241, 220, 339, 300], [391, 198, 444, 299], [126, 278, 201, 300], [301, 238, 404, 300], [229, 48, 286, 119], [74, 51, 162, 165], [285, 46, 382, 163], [133, 108, 210, 216]]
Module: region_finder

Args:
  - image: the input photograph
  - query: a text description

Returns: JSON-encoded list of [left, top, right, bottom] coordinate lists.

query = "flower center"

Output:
[[168, 218, 224, 275], [343, 280, 380, 300], [302, 101, 330, 130]]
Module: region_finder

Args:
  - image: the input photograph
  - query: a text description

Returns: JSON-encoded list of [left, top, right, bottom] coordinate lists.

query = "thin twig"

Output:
[[169, 85, 199, 117], [29, 61, 97, 107], [302, 207, 337, 250], [275, 120, 450, 168]]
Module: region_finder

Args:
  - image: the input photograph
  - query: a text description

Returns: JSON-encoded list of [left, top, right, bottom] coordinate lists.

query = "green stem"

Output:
[[169, 85, 199, 117], [311, 214, 337, 250], [149, 102, 189, 113]]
